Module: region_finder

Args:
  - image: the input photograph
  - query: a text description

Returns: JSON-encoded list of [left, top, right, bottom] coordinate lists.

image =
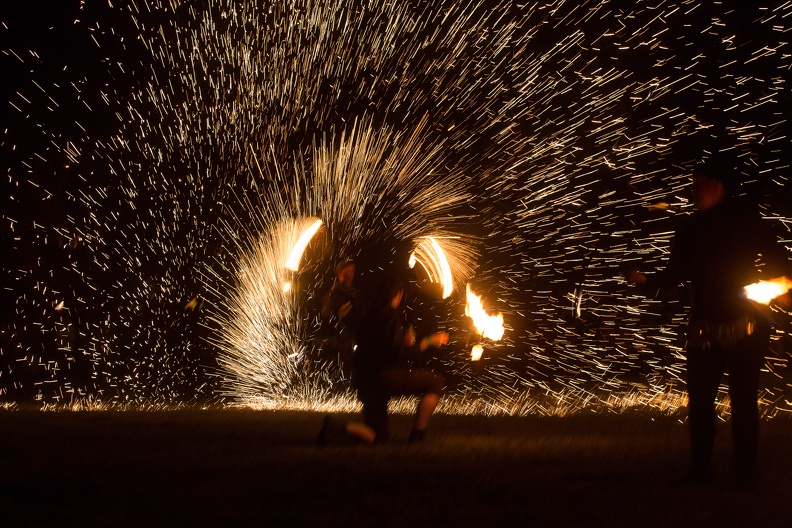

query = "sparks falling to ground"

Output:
[[1, 1, 791, 415]]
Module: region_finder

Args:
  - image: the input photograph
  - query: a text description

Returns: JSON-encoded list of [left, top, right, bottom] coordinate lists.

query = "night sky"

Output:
[[1, 1, 790, 411]]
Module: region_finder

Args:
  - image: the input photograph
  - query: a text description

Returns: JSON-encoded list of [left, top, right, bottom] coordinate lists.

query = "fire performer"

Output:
[[318, 274, 449, 445], [626, 157, 791, 486], [320, 259, 361, 375]]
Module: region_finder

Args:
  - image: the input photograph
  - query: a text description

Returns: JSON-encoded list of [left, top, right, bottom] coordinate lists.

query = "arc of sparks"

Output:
[[409, 236, 455, 299], [284, 218, 323, 272]]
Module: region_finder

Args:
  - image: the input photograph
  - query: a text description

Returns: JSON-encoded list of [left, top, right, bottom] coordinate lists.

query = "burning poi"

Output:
[[465, 284, 505, 360]]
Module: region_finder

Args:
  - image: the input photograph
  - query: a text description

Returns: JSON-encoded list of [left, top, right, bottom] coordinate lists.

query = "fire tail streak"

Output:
[[410, 236, 455, 298], [284, 218, 323, 272]]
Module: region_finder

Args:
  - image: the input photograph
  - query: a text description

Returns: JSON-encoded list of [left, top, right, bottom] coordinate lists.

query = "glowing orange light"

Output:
[[741, 276, 792, 305], [465, 284, 504, 341]]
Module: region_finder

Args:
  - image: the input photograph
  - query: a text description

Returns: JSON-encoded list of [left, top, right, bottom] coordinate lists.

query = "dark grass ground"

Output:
[[2, 409, 792, 527]]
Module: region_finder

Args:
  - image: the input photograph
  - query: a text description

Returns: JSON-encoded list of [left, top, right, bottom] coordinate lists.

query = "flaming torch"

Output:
[[740, 276, 792, 305], [465, 283, 504, 361]]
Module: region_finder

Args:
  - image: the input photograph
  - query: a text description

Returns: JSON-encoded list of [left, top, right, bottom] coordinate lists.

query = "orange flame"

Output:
[[741, 276, 792, 305], [465, 284, 504, 341]]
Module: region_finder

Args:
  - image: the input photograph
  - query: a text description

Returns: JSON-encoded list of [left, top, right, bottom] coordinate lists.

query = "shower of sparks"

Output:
[[209, 114, 480, 401], [741, 276, 792, 305], [208, 217, 327, 402], [1, 1, 791, 415]]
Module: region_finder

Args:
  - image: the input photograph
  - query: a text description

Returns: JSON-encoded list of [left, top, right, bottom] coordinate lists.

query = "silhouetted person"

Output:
[[626, 157, 790, 486], [318, 275, 449, 445], [320, 259, 360, 375]]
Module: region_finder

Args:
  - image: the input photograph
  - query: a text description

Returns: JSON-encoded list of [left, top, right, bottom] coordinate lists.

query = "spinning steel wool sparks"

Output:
[[2, 1, 790, 414], [409, 237, 458, 300]]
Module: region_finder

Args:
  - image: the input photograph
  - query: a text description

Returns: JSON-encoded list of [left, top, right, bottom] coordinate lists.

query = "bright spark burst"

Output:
[[209, 217, 324, 402]]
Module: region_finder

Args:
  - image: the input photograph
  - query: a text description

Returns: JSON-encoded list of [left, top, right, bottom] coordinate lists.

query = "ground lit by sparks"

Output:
[[18, 387, 790, 422]]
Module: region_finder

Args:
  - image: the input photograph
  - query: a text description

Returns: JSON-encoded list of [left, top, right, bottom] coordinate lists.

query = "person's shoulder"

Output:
[[725, 198, 757, 215], [688, 198, 756, 225], [672, 209, 697, 238], [724, 199, 765, 227]]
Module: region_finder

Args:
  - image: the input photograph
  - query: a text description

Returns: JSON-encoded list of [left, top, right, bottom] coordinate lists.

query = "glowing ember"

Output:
[[471, 344, 484, 362], [741, 276, 792, 305], [465, 284, 504, 341]]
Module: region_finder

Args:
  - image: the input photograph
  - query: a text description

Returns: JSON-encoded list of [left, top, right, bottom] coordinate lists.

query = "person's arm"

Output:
[[648, 230, 689, 297], [400, 326, 449, 363], [409, 329, 449, 352], [337, 300, 353, 320], [424, 332, 449, 352]]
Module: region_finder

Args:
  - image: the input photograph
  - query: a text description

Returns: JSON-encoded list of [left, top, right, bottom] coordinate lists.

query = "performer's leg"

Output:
[[379, 367, 446, 441], [415, 392, 440, 432], [686, 347, 726, 478], [404, 368, 445, 439], [727, 330, 767, 483]]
